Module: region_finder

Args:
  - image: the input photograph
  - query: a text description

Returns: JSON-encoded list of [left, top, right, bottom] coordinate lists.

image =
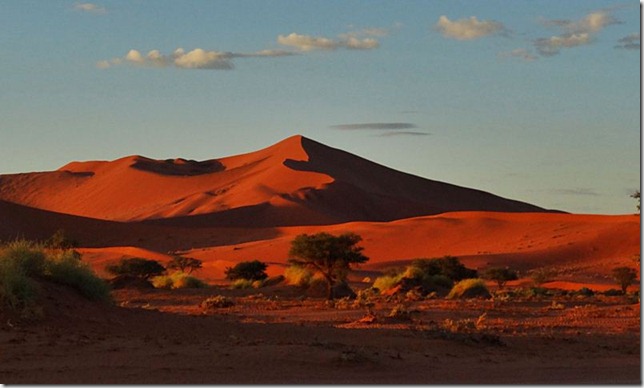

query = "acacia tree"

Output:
[[612, 266, 638, 294], [482, 267, 518, 289], [288, 232, 368, 300], [167, 256, 202, 274]]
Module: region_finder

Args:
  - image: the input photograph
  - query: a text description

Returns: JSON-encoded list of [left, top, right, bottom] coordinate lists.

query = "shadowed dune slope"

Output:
[[0, 135, 554, 226], [0, 200, 281, 252]]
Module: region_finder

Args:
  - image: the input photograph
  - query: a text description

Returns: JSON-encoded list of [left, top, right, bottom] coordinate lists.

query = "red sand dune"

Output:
[[179, 212, 639, 282], [0, 135, 638, 288], [0, 135, 553, 226]]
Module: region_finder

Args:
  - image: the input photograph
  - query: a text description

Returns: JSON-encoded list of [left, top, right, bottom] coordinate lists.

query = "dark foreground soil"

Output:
[[0, 282, 640, 384]]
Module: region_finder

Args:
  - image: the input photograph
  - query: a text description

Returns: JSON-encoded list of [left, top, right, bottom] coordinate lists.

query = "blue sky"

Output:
[[0, 1, 640, 214]]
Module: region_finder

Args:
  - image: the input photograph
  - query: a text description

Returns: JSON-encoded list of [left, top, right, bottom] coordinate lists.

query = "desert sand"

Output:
[[0, 135, 639, 383]]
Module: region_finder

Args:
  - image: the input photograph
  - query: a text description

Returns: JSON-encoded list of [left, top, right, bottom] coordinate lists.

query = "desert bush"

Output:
[[0, 258, 40, 315], [106, 258, 166, 279], [372, 273, 404, 292], [225, 260, 268, 281], [410, 256, 477, 282], [284, 265, 314, 287], [523, 287, 550, 298], [1, 240, 47, 277], [0, 240, 110, 315], [482, 267, 518, 289], [354, 287, 378, 309], [45, 250, 111, 302], [446, 278, 491, 299], [201, 295, 234, 310], [373, 261, 458, 296], [230, 278, 254, 289], [576, 287, 594, 297], [173, 274, 207, 289], [603, 289, 623, 296], [153, 272, 208, 289], [151, 275, 175, 289]]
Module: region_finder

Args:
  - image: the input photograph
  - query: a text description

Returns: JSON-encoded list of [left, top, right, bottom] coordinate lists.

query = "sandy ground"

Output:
[[0, 281, 639, 384]]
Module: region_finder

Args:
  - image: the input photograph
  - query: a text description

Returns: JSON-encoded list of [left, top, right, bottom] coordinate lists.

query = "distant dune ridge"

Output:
[[0, 135, 554, 227]]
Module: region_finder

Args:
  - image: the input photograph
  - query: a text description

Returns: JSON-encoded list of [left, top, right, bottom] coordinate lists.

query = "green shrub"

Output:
[[152, 272, 208, 289], [230, 278, 254, 289], [373, 273, 404, 292], [201, 295, 234, 310], [172, 274, 207, 289], [1, 240, 47, 277], [225, 260, 268, 281], [45, 250, 111, 302], [410, 256, 477, 282], [0, 258, 39, 314], [446, 278, 490, 299], [151, 275, 175, 289], [0, 240, 110, 315], [284, 265, 314, 287]]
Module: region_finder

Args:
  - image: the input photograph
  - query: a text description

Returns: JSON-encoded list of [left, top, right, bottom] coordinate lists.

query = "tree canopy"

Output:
[[482, 267, 518, 289], [167, 256, 202, 274]]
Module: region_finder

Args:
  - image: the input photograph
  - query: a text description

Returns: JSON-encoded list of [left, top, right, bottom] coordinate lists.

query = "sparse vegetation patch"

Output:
[[446, 278, 491, 299], [0, 240, 110, 317]]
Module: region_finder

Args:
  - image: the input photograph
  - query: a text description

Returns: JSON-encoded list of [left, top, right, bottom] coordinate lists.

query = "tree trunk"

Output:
[[326, 280, 334, 300]]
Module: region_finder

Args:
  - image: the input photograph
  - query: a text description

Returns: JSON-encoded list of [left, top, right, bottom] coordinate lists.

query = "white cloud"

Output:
[[435, 15, 504, 40], [73, 2, 106, 14], [343, 36, 379, 50], [559, 10, 618, 34], [535, 10, 619, 56], [499, 48, 538, 62], [98, 47, 295, 70], [277, 33, 338, 51], [277, 30, 383, 51], [173, 48, 233, 69], [535, 33, 592, 56]]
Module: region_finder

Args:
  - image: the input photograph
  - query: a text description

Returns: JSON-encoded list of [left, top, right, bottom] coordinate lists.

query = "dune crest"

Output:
[[0, 135, 555, 226]]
